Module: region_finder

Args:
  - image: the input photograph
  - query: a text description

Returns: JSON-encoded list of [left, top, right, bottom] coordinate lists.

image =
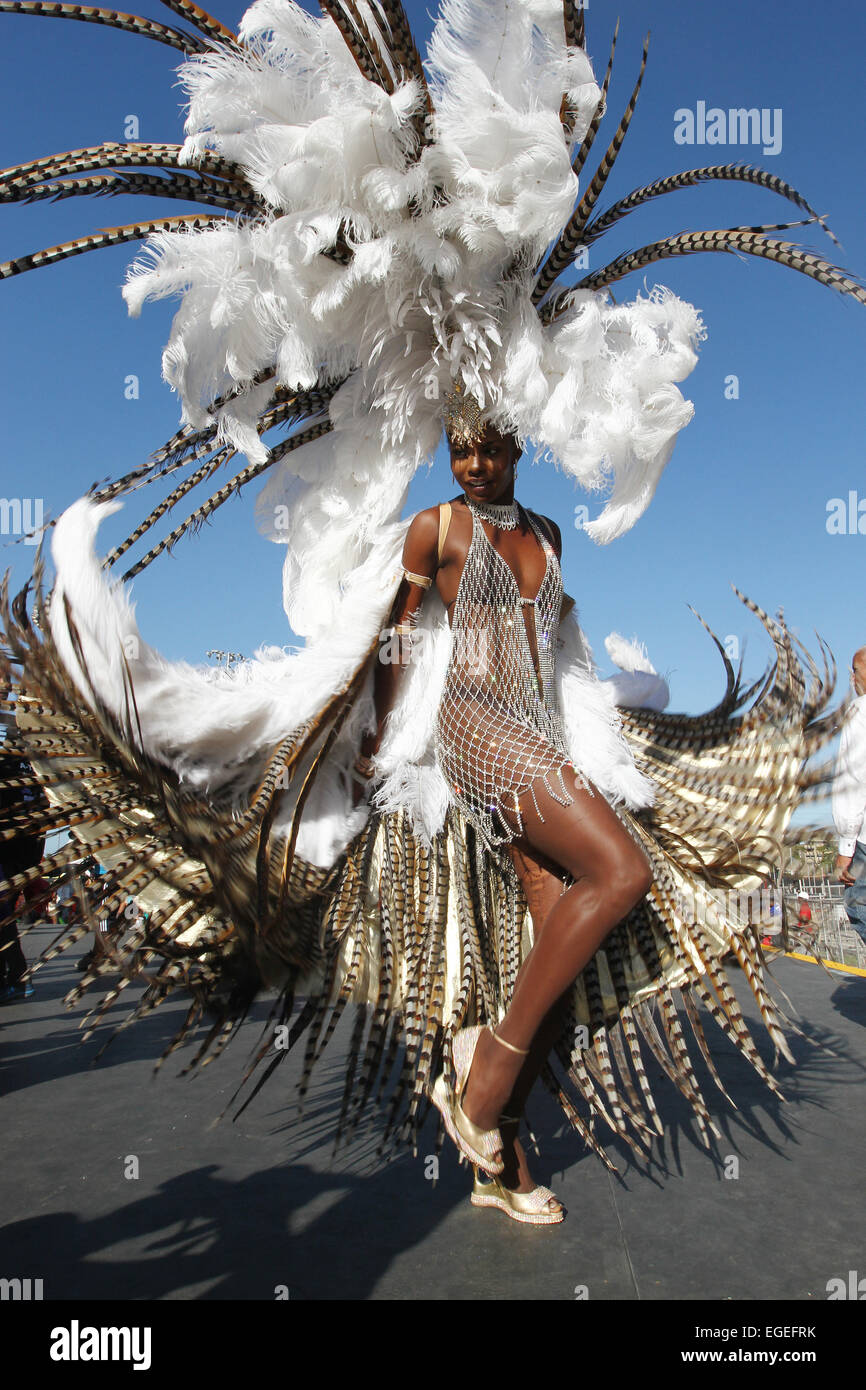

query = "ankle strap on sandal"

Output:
[[490, 1027, 529, 1056]]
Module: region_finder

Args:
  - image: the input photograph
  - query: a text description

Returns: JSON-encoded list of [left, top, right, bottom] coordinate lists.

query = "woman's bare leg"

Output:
[[461, 768, 653, 1135], [495, 843, 568, 1197], [503, 841, 573, 1114]]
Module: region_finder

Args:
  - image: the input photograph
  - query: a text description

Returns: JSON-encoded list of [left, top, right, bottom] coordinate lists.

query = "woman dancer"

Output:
[[354, 413, 652, 1218], [0, 0, 857, 1230]]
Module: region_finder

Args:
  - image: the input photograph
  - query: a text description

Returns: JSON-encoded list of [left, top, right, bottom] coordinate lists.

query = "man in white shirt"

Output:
[[833, 647, 866, 941]]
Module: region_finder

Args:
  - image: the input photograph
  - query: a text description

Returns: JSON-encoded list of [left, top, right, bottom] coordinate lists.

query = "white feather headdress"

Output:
[[120, 0, 705, 614], [4, 0, 859, 617]]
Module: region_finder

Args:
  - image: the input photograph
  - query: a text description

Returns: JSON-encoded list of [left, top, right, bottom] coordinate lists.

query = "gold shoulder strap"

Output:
[[437, 502, 452, 562]]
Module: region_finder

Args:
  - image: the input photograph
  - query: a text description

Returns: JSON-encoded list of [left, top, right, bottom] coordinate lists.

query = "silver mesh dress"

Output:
[[434, 500, 592, 852]]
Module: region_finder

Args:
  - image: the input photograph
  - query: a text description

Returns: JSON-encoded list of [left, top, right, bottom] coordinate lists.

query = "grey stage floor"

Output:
[[1, 923, 864, 1301]]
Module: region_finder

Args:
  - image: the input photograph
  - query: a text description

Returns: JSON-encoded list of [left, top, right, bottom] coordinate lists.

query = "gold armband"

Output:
[[402, 568, 433, 589]]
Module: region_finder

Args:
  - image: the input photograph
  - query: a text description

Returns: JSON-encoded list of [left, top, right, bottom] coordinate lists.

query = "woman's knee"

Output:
[[616, 846, 653, 910], [598, 841, 652, 918], [512, 778, 653, 909]]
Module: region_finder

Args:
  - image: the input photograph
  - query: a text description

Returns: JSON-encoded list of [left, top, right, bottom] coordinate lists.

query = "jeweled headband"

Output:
[[441, 380, 487, 447]]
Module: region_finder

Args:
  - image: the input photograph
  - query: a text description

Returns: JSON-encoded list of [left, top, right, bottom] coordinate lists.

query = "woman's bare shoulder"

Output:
[[406, 499, 468, 538], [529, 509, 563, 557], [407, 503, 442, 529], [404, 504, 443, 546], [402, 505, 443, 572]]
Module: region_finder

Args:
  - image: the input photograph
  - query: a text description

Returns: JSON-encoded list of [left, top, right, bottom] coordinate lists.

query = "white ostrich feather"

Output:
[[604, 632, 671, 711]]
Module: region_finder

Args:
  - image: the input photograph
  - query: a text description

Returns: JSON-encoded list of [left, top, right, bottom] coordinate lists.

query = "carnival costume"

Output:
[[434, 497, 592, 853], [1, 0, 863, 1173]]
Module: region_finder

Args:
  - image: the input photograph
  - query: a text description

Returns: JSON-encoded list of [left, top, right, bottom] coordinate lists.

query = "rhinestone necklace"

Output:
[[465, 496, 520, 530]]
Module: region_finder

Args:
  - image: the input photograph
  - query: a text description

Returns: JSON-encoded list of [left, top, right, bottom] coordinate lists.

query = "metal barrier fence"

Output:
[[782, 883, 866, 969]]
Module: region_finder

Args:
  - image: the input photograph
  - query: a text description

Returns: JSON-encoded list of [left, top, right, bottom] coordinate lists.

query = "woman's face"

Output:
[[449, 427, 521, 503]]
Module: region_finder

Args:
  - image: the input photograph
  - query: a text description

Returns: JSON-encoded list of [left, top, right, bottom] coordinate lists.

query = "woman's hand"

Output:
[[351, 749, 378, 808]]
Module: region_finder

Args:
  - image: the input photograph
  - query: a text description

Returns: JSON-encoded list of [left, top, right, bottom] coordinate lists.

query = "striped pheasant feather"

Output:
[[0, 557, 843, 1166]]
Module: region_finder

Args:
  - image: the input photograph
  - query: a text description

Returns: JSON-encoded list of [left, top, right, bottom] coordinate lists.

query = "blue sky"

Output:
[[2, 0, 865, 833]]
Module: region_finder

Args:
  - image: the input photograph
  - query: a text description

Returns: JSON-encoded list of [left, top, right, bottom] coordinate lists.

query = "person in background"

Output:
[[833, 647, 866, 943], [0, 745, 47, 1001], [76, 874, 122, 974]]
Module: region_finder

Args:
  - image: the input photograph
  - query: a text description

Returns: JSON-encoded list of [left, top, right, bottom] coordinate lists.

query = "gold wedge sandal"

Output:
[[470, 1167, 565, 1225], [432, 1026, 528, 1177], [470, 1111, 565, 1225]]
